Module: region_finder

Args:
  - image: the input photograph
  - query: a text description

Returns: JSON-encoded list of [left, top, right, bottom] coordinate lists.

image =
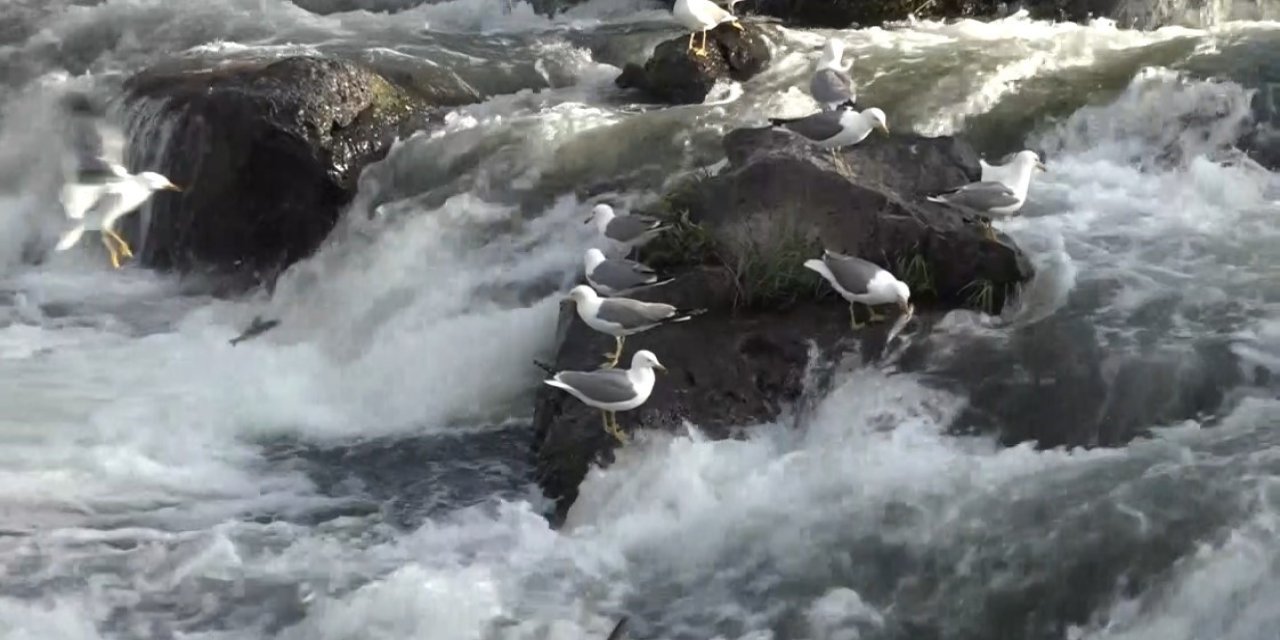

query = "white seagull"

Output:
[[810, 38, 857, 111], [803, 249, 912, 329], [565, 284, 705, 367], [926, 150, 1046, 240], [769, 106, 889, 149], [544, 350, 667, 443], [55, 99, 181, 268], [585, 204, 670, 256], [673, 0, 744, 58], [584, 248, 673, 296]]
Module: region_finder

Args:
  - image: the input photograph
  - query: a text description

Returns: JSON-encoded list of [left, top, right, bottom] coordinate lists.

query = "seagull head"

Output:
[[893, 279, 911, 313], [565, 284, 600, 305], [585, 203, 616, 230], [631, 349, 667, 373], [138, 171, 182, 192], [862, 107, 889, 135], [584, 247, 607, 271], [1015, 150, 1047, 173]]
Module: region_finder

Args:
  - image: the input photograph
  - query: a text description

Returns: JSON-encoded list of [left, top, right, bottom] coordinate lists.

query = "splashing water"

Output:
[[0, 1, 1279, 639]]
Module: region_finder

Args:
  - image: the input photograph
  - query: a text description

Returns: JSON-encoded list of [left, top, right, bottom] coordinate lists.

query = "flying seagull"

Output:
[[803, 249, 911, 329], [810, 38, 857, 111], [583, 248, 673, 296], [54, 94, 181, 268], [544, 350, 667, 443], [585, 204, 669, 256], [565, 284, 705, 367], [673, 0, 744, 57]]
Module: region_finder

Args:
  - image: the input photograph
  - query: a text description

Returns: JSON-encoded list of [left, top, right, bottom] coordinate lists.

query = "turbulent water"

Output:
[[1, 1, 1279, 639]]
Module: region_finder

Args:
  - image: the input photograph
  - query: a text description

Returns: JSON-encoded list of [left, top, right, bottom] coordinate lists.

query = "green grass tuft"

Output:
[[960, 278, 997, 315], [893, 250, 936, 298], [718, 209, 824, 310]]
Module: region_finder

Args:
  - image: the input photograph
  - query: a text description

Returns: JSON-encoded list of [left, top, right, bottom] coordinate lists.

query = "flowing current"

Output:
[[2, 1, 1280, 639]]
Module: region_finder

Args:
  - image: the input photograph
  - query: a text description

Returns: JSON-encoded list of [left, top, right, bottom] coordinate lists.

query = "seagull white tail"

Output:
[[543, 378, 573, 392], [54, 224, 86, 251], [802, 259, 832, 279]]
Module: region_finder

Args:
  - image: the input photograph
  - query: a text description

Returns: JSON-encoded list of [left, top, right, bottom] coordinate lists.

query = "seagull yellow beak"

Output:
[[654, 363, 668, 373], [899, 301, 911, 314], [879, 123, 890, 135], [1036, 161, 1048, 172], [166, 184, 183, 192]]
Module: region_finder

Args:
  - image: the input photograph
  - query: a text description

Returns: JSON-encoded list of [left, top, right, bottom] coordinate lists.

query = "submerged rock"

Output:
[[533, 128, 1034, 522], [616, 23, 771, 105], [122, 55, 479, 277]]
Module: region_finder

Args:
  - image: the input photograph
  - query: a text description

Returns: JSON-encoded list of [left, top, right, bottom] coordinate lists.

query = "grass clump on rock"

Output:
[[637, 198, 824, 311]]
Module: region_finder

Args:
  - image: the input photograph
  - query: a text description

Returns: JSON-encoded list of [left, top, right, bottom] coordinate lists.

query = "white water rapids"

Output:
[[1, 1, 1279, 639]]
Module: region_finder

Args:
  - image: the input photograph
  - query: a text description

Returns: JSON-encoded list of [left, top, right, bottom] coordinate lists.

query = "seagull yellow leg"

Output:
[[687, 32, 695, 52], [867, 306, 887, 323], [607, 411, 628, 444], [848, 302, 865, 330], [693, 30, 708, 57], [102, 236, 121, 269], [105, 229, 133, 259]]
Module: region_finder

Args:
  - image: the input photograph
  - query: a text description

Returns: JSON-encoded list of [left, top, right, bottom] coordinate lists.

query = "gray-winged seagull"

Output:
[[544, 350, 667, 443], [803, 249, 912, 329], [566, 284, 705, 367]]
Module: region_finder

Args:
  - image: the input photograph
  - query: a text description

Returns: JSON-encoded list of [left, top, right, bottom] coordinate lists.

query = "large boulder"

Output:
[[121, 55, 479, 277], [616, 23, 771, 105], [532, 128, 1034, 521]]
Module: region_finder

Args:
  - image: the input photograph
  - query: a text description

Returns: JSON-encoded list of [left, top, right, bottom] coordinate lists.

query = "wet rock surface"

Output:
[[616, 23, 771, 105], [122, 55, 478, 278]]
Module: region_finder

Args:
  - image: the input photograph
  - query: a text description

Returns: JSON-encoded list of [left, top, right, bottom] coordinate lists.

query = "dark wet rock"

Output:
[[122, 55, 479, 277], [533, 128, 1034, 521], [1242, 124, 1280, 170], [709, 0, 1230, 30], [615, 23, 771, 105]]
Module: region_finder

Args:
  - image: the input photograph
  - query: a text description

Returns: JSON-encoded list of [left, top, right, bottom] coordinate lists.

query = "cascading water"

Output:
[[0, 1, 1278, 639]]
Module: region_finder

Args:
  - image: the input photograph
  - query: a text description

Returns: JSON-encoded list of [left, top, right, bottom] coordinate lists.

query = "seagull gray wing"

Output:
[[589, 259, 659, 292], [934, 181, 1021, 210], [605, 215, 666, 243], [823, 251, 883, 295], [555, 369, 639, 404], [596, 297, 678, 330], [771, 111, 845, 142], [810, 68, 855, 106]]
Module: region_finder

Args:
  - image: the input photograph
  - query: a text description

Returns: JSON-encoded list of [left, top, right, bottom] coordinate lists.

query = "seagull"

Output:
[[585, 204, 670, 256], [803, 249, 911, 329], [769, 106, 888, 149], [926, 150, 1046, 240], [673, 0, 744, 58], [543, 350, 667, 443], [566, 284, 705, 367], [770, 105, 888, 171], [810, 38, 857, 111], [54, 96, 181, 268], [584, 248, 673, 296]]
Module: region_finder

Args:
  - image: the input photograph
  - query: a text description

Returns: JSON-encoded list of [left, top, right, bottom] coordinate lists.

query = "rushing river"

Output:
[[1, 1, 1279, 639]]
